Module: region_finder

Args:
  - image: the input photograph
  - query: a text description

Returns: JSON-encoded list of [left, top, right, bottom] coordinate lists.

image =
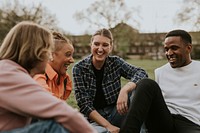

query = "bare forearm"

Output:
[[89, 110, 120, 132], [121, 82, 136, 94], [89, 110, 111, 128]]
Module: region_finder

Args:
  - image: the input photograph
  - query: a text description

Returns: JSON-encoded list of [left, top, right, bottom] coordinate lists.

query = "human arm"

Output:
[[89, 110, 120, 133], [117, 82, 136, 115], [72, 63, 118, 131], [116, 58, 148, 114], [0, 70, 96, 133], [72, 64, 96, 117]]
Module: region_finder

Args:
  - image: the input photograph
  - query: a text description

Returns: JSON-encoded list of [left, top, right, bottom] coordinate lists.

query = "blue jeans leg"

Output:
[[1, 120, 69, 133], [91, 122, 110, 133], [96, 105, 147, 133]]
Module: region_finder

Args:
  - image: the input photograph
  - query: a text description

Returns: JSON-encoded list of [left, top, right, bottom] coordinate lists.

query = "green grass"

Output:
[[126, 59, 167, 79], [66, 59, 167, 108]]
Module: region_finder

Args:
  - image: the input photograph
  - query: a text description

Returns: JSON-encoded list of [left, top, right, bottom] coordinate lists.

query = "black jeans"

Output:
[[120, 78, 200, 133]]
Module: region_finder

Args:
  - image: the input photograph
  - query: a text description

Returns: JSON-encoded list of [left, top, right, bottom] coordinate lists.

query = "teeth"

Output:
[[64, 64, 69, 68], [169, 57, 176, 62], [97, 52, 103, 55]]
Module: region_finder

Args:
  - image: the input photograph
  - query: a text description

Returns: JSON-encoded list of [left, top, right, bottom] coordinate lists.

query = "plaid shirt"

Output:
[[72, 55, 148, 116]]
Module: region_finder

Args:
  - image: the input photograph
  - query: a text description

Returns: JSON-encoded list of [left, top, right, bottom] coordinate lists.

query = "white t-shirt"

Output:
[[155, 60, 200, 126]]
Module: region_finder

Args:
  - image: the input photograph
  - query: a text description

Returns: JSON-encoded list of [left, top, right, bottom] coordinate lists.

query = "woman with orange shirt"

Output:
[[34, 32, 74, 100], [0, 21, 96, 133]]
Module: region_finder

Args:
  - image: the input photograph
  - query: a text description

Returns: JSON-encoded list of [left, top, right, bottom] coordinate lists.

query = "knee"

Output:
[[136, 78, 160, 92], [137, 78, 157, 86]]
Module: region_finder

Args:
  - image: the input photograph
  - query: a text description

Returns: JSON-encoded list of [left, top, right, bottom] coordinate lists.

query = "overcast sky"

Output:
[[1, 0, 193, 35]]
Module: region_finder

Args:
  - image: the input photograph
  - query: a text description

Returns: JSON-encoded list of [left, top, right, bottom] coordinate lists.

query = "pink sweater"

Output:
[[0, 60, 96, 133]]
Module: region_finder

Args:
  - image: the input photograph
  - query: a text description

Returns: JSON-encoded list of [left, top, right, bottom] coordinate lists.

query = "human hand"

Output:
[[116, 89, 128, 115], [106, 124, 120, 133]]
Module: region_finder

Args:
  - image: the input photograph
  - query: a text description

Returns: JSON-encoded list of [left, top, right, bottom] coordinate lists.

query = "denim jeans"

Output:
[[91, 97, 147, 133], [91, 122, 109, 133], [1, 120, 69, 133], [90, 105, 125, 133]]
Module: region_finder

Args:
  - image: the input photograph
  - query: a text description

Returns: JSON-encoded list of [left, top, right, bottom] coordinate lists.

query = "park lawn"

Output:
[[66, 59, 167, 108]]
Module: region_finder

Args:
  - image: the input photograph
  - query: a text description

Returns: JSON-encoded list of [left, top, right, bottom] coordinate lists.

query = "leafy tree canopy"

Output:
[[0, 0, 59, 43]]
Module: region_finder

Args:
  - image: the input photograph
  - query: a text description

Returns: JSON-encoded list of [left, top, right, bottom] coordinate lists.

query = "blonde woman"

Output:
[[34, 32, 74, 100], [0, 21, 96, 133], [73, 28, 148, 133]]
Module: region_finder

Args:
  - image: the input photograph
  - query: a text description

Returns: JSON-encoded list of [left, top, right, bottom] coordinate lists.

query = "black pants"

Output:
[[120, 78, 200, 133]]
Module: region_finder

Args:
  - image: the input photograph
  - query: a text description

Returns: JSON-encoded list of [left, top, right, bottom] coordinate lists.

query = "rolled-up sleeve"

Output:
[[119, 58, 148, 83]]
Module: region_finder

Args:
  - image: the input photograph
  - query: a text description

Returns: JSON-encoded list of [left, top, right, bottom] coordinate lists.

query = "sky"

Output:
[[1, 0, 193, 35]]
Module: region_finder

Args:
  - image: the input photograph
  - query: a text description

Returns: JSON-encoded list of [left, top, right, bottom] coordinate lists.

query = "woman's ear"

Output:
[[49, 52, 54, 62], [109, 43, 113, 53]]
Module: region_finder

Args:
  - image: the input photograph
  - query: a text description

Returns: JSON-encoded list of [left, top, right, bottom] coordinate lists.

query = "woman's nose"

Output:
[[97, 45, 103, 51], [70, 56, 74, 63]]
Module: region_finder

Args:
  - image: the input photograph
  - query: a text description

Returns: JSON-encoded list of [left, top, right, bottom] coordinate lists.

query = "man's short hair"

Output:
[[165, 29, 192, 44]]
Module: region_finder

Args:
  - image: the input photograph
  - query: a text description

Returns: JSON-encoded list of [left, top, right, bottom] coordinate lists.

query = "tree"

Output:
[[176, 0, 200, 31], [73, 0, 140, 31], [0, 0, 59, 44], [73, 0, 140, 56]]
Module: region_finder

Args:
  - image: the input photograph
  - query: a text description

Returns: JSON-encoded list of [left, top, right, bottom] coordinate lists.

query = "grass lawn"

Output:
[[66, 59, 167, 108]]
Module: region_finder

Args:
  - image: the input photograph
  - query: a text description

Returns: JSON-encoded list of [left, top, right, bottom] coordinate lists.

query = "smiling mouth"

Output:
[[97, 51, 103, 56], [64, 64, 69, 69], [168, 57, 176, 63]]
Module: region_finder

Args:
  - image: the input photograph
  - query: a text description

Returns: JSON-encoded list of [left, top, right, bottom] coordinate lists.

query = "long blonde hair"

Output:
[[0, 21, 54, 72]]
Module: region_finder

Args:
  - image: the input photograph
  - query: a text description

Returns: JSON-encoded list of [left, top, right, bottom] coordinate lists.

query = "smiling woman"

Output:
[[0, 21, 96, 133], [72, 28, 148, 133], [33, 31, 75, 101]]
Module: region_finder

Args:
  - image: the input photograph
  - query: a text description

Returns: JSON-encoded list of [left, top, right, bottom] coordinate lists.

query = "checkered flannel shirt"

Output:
[[72, 55, 148, 117]]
